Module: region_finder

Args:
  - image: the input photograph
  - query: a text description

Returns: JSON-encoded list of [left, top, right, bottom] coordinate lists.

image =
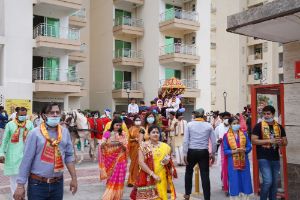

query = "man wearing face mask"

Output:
[[252, 105, 287, 200], [13, 103, 77, 200], [0, 107, 33, 199], [214, 112, 231, 194]]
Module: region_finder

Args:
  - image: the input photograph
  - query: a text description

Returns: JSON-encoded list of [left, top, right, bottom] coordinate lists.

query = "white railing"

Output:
[[32, 67, 80, 82], [114, 16, 144, 27], [71, 8, 86, 18], [33, 23, 80, 40], [113, 81, 143, 90], [160, 8, 199, 22], [159, 79, 199, 89], [113, 48, 143, 59], [160, 43, 198, 56]]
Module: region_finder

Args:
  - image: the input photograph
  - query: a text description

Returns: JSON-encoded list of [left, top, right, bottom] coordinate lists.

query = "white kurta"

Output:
[[215, 123, 229, 167]]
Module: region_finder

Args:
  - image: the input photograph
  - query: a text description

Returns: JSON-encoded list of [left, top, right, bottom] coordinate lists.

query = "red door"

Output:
[[251, 84, 288, 199]]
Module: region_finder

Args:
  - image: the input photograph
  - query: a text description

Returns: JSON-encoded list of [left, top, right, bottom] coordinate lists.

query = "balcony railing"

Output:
[[159, 79, 199, 89], [114, 16, 144, 27], [33, 23, 80, 40], [160, 44, 198, 56], [113, 48, 143, 59], [113, 81, 143, 90], [71, 8, 86, 18], [32, 67, 80, 82], [160, 8, 199, 23]]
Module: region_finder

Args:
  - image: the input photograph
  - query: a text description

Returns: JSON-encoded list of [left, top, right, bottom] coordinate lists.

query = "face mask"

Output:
[[18, 116, 27, 122], [120, 116, 124, 120], [232, 125, 240, 131], [223, 119, 229, 125], [135, 121, 141, 126], [264, 117, 274, 123], [147, 117, 155, 124], [94, 115, 98, 119], [46, 117, 61, 127]]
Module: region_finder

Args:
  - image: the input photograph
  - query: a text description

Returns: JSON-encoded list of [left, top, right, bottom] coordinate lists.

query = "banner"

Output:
[[5, 99, 32, 116]]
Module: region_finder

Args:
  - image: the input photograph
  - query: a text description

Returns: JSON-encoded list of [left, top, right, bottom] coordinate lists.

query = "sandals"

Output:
[[183, 194, 190, 200]]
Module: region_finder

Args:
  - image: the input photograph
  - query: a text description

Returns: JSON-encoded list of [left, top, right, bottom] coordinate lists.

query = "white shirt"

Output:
[[128, 103, 139, 114]]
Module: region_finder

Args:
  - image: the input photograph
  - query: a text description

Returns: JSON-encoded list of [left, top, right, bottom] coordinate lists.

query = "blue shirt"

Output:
[[17, 126, 74, 185], [183, 120, 217, 156], [0, 113, 8, 129]]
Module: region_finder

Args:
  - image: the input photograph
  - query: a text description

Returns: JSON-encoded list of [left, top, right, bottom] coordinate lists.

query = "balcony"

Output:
[[113, 49, 143, 67], [112, 81, 144, 99], [247, 53, 263, 65], [69, 51, 87, 63], [32, 67, 81, 93], [159, 79, 200, 98], [247, 0, 264, 8], [113, 16, 144, 39], [247, 37, 264, 46], [69, 9, 87, 28], [247, 74, 262, 85], [159, 44, 200, 66], [33, 0, 82, 18], [33, 23, 81, 56], [159, 8, 200, 37], [113, 0, 144, 9]]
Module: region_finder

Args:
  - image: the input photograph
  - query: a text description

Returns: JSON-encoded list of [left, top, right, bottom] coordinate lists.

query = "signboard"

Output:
[[5, 99, 32, 116], [296, 61, 300, 79]]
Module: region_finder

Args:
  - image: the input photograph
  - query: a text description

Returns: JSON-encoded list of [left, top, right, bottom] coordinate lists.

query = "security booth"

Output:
[[251, 84, 288, 199], [227, 0, 300, 199]]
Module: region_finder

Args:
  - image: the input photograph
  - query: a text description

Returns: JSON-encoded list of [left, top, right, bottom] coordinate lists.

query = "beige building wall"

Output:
[[211, 0, 284, 114], [90, 0, 211, 113], [78, 0, 90, 109], [90, 0, 114, 111]]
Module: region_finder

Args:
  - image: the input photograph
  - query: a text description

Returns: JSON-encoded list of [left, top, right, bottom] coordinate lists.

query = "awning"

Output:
[[227, 0, 300, 43]]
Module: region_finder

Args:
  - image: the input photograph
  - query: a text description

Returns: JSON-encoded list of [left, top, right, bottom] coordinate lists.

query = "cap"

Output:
[[193, 108, 205, 116]]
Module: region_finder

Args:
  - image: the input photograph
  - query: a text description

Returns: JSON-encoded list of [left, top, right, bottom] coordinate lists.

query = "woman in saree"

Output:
[[140, 112, 157, 141], [223, 117, 252, 200], [98, 117, 128, 200], [131, 125, 177, 200], [127, 116, 144, 187]]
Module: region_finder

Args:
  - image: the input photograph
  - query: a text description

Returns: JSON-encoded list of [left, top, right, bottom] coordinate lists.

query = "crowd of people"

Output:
[[0, 97, 288, 200]]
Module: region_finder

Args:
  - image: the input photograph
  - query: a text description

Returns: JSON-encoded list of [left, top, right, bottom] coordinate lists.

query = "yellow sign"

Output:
[[5, 99, 32, 116]]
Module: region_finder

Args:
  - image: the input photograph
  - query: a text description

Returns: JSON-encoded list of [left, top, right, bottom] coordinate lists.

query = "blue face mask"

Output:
[[46, 117, 61, 127], [232, 124, 240, 131], [264, 118, 274, 123], [147, 117, 155, 124], [18, 116, 27, 122]]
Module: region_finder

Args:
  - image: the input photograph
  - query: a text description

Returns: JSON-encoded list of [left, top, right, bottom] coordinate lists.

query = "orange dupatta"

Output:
[[226, 129, 247, 170], [40, 123, 64, 173]]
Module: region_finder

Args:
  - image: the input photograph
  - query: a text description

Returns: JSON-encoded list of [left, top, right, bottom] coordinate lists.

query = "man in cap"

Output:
[[183, 108, 217, 200]]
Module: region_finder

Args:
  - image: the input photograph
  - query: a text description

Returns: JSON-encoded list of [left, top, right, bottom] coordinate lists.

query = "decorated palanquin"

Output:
[[160, 77, 186, 98]]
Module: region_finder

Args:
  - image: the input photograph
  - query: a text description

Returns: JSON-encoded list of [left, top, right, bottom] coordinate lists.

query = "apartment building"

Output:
[[90, 0, 211, 115], [0, 0, 89, 113], [210, 0, 284, 114]]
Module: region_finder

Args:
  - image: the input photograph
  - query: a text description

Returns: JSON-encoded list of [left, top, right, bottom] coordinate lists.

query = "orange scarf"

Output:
[[227, 129, 247, 170], [11, 120, 29, 143], [194, 118, 205, 122], [261, 120, 281, 148], [40, 123, 64, 173]]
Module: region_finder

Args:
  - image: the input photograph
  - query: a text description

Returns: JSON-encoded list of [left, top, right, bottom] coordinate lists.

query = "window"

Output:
[[115, 40, 132, 58], [211, 43, 216, 49], [279, 74, 284, 83], [279, 53, 283, 68], [114, 70, 132, 89], [115, 9, 131, 26], [165, 68, 181, 79]]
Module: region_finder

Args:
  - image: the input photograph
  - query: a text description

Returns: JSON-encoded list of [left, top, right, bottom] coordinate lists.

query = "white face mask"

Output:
[[223, 119, 229, 125], [135, 121, 141, 126]]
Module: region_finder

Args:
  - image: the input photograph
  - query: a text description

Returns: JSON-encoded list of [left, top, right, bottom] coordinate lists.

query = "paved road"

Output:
[[0, 152, 258, 200]]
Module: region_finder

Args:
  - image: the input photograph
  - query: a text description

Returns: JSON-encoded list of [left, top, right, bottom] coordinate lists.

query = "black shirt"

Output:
[[252, 122, 286, 161]]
